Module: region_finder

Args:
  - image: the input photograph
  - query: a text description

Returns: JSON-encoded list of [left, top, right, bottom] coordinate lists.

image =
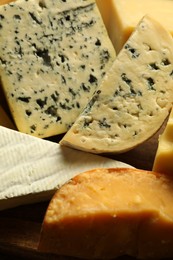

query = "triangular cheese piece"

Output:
[[38, 168, 173, 259], [60, 16, 173, 154], [0, 126, 132, 210]]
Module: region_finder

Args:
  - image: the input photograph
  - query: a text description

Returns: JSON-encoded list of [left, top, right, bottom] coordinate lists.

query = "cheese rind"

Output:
[[96, 0, 173, 53], [0, 126, 132, 210], [0, 0, 115, 138], [60, 16, 173, 154], [38, 168, 173, 259]]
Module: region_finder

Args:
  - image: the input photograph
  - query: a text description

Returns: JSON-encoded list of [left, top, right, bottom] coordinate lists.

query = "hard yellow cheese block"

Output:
[[38, 168, 173, 259], [96, 0, 173, 53], [153, 108, 173, 174]]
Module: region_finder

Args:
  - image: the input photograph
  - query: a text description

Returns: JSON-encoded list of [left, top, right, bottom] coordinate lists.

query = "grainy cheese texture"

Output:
[[61, 16, 173, 154], [0, 0, 115, 138], [38, 168, 173, 259], [96, 0, 173, 53], [0, 126, 131, 210], [153, 108, 173, 174]]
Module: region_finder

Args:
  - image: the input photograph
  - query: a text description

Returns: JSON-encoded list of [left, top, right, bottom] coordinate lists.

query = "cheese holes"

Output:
[[149, 63, 159, 70], [38, 0, 46, 9]]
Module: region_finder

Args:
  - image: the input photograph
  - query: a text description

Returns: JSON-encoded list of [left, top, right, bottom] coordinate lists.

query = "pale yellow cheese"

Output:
[[60, 16, 173, 154], [38, 168, 173, 259], [0, 0, 115, 138], [96, 0, 173, 53], [153, 107, 173, 174]]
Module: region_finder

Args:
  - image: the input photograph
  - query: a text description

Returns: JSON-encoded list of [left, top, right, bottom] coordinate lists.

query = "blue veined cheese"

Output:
[[0, 126, 132, 210], [0, 0, 115, 138], [60, 16, 173, 154]]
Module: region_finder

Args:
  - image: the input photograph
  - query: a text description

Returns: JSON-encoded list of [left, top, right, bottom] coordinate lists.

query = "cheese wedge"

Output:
[[60, 16, 173, 154], [0, 126, 132, 210], [38, 167, 173, 259], [153, 107, 173, 174], [0, 0, 115, 138], [96, 0, 173, 53]]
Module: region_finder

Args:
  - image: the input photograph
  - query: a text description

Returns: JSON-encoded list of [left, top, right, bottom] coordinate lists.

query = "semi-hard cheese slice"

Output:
[[153, 108, 173, 174], [0, 0, 115, 138], [60, 16, 173, 154], [96, 0, 173, 53], [0, 126, 132, 210], [38, 168, 173, 259]]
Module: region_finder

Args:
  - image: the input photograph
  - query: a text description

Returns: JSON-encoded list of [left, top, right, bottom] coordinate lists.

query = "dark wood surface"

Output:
[[0, 121, 165, 259]]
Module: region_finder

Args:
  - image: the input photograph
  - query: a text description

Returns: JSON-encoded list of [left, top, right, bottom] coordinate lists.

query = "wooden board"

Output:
[[0, 121, 166, 260]]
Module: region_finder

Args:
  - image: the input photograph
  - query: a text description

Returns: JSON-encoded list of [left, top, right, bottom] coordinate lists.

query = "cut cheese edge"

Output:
[[0, 126, 132, 210], [38, 167, 173, 259], [0, 0, 115, 138], [96, 0, 173, 53], [153, 107, 173, 174], [60, 15, 173, 154], [0, 0, 15, 5]]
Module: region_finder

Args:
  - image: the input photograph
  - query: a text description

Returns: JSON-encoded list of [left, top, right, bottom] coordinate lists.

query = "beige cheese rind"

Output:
[[38, 168, 173, 259], [96, 0, 173, 53], [0, 0, 115, 138], [60, 16, 173, 154], [0, 126, 132, 210]]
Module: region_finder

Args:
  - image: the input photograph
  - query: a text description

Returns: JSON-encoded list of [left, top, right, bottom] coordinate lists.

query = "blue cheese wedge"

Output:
[[0, 0, 115, 138], [0, 126, 132, 210], [60, 16, 173, 154]]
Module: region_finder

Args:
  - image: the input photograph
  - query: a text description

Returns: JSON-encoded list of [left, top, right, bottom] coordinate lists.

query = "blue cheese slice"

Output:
[[0, 126, 132, 210], [60, 16, 173, 154], [0, 0, 115, 138]]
